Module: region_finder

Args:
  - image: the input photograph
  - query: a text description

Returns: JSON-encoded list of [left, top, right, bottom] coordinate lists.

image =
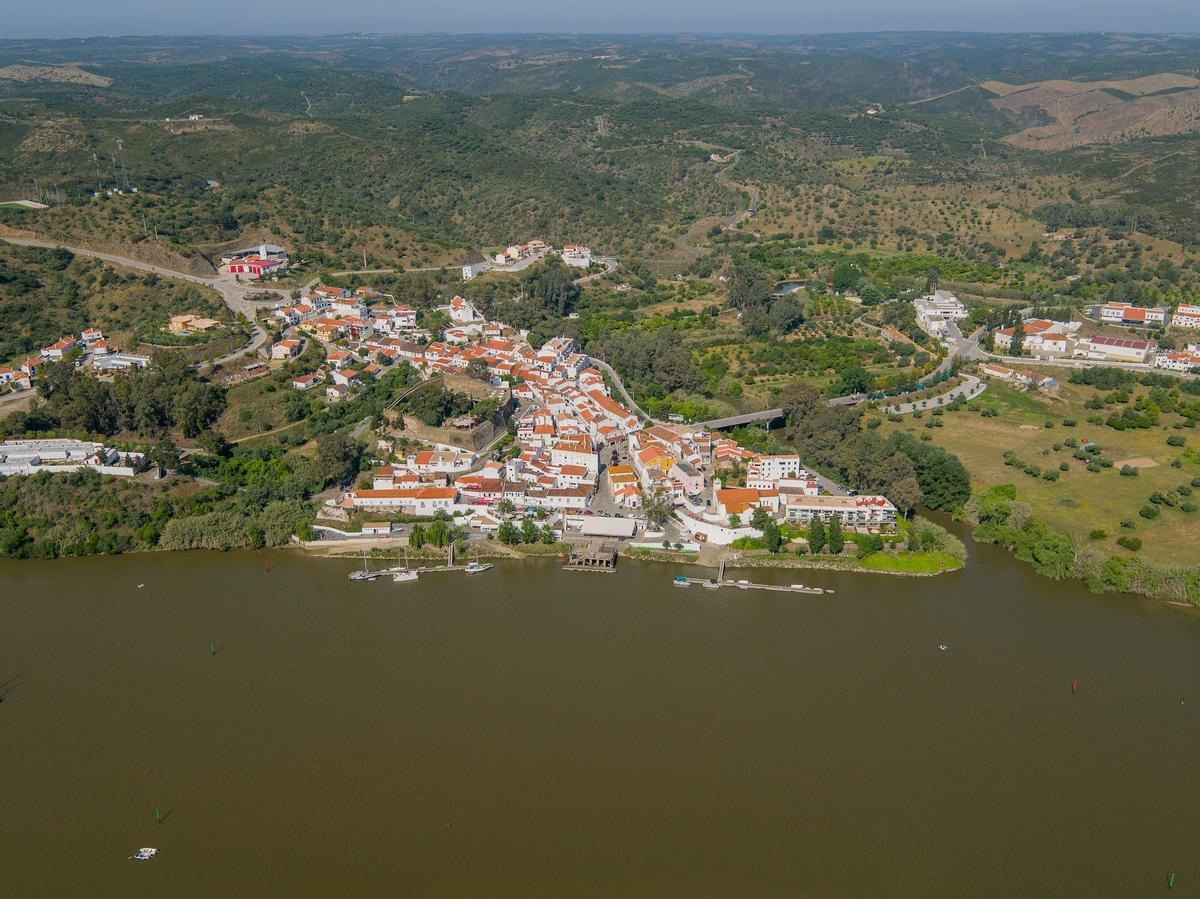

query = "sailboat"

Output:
[[348, 549, 379, 581], [392, 548, 419, 583]]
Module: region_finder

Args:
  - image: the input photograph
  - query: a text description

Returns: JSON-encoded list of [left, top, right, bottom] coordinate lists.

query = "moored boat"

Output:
[[464, 561, 493, 574], [673, 576, 690, 587]]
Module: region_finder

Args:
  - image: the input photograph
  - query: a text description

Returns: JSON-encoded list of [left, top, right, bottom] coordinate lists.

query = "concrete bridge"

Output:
[[699, 393, 866, 430]]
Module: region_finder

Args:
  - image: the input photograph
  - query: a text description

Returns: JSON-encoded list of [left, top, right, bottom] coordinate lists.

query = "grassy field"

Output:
[[217, 377, 294, 440], [881, 377, 1200, 564]]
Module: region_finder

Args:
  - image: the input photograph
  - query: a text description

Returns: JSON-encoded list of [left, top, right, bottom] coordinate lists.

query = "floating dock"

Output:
[[678, 559, 833, 594], [678, 577, 830, 595]]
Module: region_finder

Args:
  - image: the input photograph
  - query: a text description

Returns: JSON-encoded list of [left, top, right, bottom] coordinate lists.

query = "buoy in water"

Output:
[[937, 644, 949, 652], [1071, 679, 1078, 695]]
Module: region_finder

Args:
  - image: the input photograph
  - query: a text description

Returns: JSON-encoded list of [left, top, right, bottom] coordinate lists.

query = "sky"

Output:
[[4, 0, 1199, 40]]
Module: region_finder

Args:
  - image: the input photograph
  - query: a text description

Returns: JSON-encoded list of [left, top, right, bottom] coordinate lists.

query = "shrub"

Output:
[[1044, 420, 1054, 429], [1182, 501, 1198, 514], [1059, 462, 1069, 472], [1192, 477, 1200, 488], [1178, 484, 1193, 496], [1116, 536, 1142, 552], [1139, 505, 1159, 520], [1088, 528, 1108, 540], [1119, 465, 1139, 477], [1120, 519, 1135, 530], [1042, 470, 1059, 481], [1086, 463, 1102, 472], [1167, 435, 1186, 447], [1062, 419, 1077, 427]]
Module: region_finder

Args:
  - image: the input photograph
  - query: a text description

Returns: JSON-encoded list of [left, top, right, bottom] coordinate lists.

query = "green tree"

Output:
[[520, 518, 539, 544], [1008, 319, 1025, 358], [808, 518, 827, 553], [750, 507, 771, 530], [643, 491, 674, 529], [827, 515, 845, 555], [497, 521, 520, 545], [147, 438, 180, 471], [762, 520, 782, 553], [409, 523, 426, 549]]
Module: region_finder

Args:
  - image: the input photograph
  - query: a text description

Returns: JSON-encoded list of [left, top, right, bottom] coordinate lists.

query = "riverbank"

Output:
[[315, 539, 964, 578]]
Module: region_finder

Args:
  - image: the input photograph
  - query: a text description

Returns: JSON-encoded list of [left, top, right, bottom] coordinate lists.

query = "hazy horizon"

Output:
[[5, 0, 1199, 41]]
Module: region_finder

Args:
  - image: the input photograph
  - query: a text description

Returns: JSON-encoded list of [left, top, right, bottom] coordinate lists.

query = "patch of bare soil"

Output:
[[1115, 457, 1160, 469], [982, 74, 1200, 149], [0, 64, 111, 87]]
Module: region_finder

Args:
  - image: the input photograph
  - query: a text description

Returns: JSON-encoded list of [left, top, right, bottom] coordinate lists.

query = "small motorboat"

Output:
[[673, 576, 690, 587], [464, 562, 493, 574], [392, 569, 419, 583], [130, 848, 158, 862]]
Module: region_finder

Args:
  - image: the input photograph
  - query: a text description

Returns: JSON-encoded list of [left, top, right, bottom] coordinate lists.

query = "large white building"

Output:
[[745, 454, 803, 484], [1072, 335, 1154, 363], [1171, 304, 1200, 329], [0, 439, 144, 477], [781, 494, 898, 532], [1100, 303, 1168, 327], [914, 290, 968, 339]]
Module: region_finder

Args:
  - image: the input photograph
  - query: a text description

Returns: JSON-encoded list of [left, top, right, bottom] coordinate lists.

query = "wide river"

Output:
[[3, 536, 1199, 897]]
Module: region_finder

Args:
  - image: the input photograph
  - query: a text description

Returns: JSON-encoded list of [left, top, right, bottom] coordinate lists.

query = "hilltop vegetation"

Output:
[[0, 245, 225, 363]]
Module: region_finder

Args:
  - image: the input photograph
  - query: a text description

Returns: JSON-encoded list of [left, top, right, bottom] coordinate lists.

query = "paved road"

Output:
[[1, 236, 287, 365], [882, 374, 986, 415], [572, 256, 619, 286], [588, 357, 658, 425]]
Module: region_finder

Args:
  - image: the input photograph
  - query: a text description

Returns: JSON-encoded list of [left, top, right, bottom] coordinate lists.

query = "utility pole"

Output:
[[116, 138, 130, 190]]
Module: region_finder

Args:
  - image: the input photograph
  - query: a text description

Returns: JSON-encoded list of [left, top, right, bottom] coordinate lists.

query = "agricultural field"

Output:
[[881, 375, 1200, 565]]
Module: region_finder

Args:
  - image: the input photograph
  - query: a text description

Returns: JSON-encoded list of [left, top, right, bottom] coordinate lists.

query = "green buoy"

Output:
[[155, 807, 161, 823], [209, 642, 216, 656], [1168, 873, 1175, 890]]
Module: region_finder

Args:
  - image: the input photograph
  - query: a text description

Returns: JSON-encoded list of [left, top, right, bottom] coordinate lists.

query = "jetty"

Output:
[[678, 560, 832, 594]]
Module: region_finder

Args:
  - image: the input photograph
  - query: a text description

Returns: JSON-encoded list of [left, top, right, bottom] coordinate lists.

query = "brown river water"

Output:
[[2, 537, 1198, 897]]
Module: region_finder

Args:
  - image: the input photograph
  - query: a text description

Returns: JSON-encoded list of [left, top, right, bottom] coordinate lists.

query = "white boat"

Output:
[[673, 576, 690, 587], [348, 549, 379, 581], [464, 562, 493, 574], [392, 569, 418, 583], [130, 848, 158, 861]]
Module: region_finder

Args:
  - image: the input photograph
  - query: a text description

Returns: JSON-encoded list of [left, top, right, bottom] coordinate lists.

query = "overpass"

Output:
[[700, 408, 784, 430], [699, 393, 867, 430]]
